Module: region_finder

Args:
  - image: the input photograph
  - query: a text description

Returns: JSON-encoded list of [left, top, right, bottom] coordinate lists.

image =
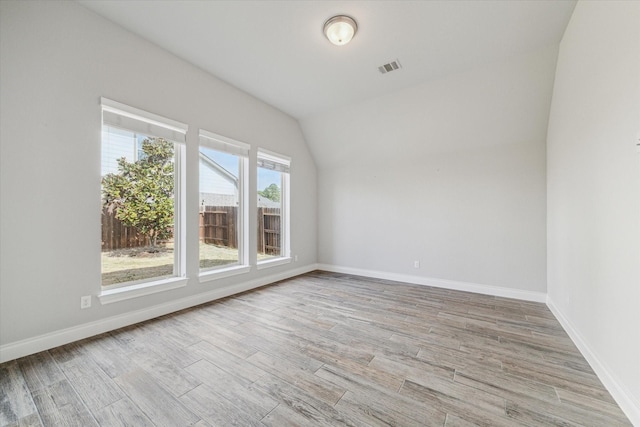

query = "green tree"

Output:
[[258, 183, 281, 202], [102, 138, 174, 247]]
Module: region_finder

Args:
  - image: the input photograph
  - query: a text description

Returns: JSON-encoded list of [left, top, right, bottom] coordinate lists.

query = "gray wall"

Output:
[[0, 1, 317, 352], [302, 46, 556, 294], [547, 1, 640, 421]]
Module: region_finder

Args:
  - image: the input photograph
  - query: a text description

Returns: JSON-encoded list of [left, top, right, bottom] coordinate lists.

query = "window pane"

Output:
[[101, 127, 177, 286], [257, 166, 283, 259], [199, 147, 240, 270]]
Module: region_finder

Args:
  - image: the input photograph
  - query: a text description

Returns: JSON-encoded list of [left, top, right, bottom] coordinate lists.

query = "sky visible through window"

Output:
[[200, 147, 238, 178], [104, 135, 280, 192], [101, 127, 172, 176], [258, 167, 281, 191], [199, 147, 279, 190]]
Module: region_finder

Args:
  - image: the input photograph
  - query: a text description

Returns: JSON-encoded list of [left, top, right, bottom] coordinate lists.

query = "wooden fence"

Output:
[[102, 206, 280, 254], [200, 206, 237, 248], [258, 207, 281, 256], [102, 207, 151, 251]]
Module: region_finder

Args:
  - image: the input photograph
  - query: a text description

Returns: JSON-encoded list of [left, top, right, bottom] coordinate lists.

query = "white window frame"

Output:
[[257, 148, 291, 269], [198, 130, 251, 282], [99, 98, 188, 304]]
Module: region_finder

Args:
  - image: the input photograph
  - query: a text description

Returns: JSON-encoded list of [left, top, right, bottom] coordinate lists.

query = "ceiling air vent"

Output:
[[378, 59, 402, 74]]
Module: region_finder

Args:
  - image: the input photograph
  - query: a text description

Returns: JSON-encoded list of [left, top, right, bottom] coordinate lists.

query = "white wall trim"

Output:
[[0, 264, 318, 364], [317, 264, 547, 303], [99, 277, 189, 305], [547, 297, 640, 426]]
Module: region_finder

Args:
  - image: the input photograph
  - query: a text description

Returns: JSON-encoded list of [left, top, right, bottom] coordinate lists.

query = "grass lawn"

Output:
[[102, 243, 272, 286]]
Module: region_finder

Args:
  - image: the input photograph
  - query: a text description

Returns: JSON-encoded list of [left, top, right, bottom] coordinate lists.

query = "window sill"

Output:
[[99, 277, 188, 305], [199, 264, 251, 283], [256, 256, 292, 270]]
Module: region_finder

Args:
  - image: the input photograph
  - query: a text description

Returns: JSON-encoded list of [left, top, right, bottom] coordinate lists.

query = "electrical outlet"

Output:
[[80, 295, 92, 309], [414, 260, 420, 269], [294, 255, 298, 262]]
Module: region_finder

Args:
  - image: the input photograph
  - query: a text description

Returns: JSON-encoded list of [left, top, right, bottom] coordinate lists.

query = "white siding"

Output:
[[199, 157, 236, 196]]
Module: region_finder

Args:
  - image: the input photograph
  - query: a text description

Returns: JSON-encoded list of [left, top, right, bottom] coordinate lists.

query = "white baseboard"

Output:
[[317, 263, 547, 303], [547, 298, 640, 426], [0, 264, 318, 364]]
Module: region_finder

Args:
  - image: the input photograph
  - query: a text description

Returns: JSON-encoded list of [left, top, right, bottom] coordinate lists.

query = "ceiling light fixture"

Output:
[[323, 15, 357, 46]]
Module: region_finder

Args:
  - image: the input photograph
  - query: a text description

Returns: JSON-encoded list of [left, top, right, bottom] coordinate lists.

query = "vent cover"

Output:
[[378, 60, 402, 74]]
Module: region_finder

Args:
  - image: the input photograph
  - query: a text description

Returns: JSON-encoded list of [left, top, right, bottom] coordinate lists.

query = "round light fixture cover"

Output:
[[323, 15, 357, 46]]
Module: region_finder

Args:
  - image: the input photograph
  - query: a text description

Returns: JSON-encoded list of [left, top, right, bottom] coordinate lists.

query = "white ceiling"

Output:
[[78, 0, 576, 120]]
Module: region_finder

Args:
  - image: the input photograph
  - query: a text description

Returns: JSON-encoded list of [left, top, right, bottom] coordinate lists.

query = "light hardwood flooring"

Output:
[[0, 271, 632, 426]]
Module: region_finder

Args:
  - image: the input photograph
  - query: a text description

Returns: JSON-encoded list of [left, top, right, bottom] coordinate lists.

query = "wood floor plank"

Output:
[[246, 351, 346, 405], [144, 315, 202, 349], [176, 313, 256, 360], [335, 389, 444, 427], [30, 380, 98, 427], [259, 403, 324, 427], [429, 324, 501, 351], [329, 323, 420, 360], [184, 359, 279, 418], [187, 340, 267, 385], [317, 364, 447, 426], [444, 412, 485, 427], [540, 350, 594, 374], [502, 359, 618, 403], [113, 369, 201, 426], [17, 353, 65, 393], [453, 365, 560, 405], [390, 327, 463, 352], [505, 400, 585, 426], [279, 321, 380, 365], [0, 361, 39, 426], [92, 398, 155, 427], [179, 384, 265, 427], [2, 413, 42, 427], [82, 334, 138, 379], [127, 347, 202, 398], [415, 342, 503, 372], [399, 379, 522, 427], [272, 306, 337, 331], [367, 353, 455, 385], [60, 370, 123, 413], [196, 304, 243, 328], [0, 271, 631, 426], [506, 397, 631, 427], [240, 331, 325, 373], [251, 374, 357, 426], [120, 324, 202, 369], [555, 387, 631, 424], [315, 356, 404, 392], [52, 346, 124, 412]]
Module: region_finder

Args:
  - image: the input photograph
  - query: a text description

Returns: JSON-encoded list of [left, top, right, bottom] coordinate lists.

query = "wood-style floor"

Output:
[[0, 271, 632, 426]]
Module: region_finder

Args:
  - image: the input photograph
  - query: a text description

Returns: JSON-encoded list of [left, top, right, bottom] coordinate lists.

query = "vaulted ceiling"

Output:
[[78, 0, 576, 120]]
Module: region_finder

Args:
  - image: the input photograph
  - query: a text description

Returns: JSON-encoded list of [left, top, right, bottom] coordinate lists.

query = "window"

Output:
[[257, 149, 290, 266], [199, 130, 249, 276], [100, 98, 187, 289]]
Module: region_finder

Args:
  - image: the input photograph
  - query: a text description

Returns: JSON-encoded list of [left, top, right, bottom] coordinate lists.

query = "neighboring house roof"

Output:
[[200, 193, 237, 207], [199, 152, 280, 208], [199, 151, 237, 188], [258, 195, 280, 208], [200, 194, 280, 208]]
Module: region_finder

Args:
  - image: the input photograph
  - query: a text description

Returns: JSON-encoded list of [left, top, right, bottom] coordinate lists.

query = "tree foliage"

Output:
[[102, 138, 174, 247], [258, 183, 281, 202]]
